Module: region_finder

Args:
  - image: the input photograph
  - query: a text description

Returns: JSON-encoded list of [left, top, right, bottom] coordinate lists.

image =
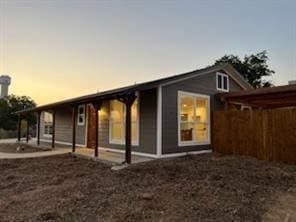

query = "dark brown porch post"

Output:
[[26, 113, 30, 143], [93, 102, 102, 158], [37, 111, 41, 146], [17, 114, 21, 142], [72, 106, 77, 152], [119, 93, 136, 164], [125, 103, 132, 163], [51, 110, 56, 148]]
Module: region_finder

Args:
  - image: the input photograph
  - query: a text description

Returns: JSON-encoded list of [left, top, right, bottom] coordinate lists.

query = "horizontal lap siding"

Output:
[[161, 70, 243, 154], [40, 107, 86, 145], [99, 88, 157, 154]]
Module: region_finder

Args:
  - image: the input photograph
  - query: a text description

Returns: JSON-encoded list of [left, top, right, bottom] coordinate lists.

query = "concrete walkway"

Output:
[[0, 148, 70, 159]]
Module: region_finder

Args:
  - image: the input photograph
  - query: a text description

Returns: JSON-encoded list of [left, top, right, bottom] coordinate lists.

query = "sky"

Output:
[[0, 0, 295, 105]]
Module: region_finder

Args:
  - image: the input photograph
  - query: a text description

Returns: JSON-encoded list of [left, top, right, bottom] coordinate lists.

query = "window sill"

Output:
[[217, 88, 229, 92], [43, 134, 52, 138]]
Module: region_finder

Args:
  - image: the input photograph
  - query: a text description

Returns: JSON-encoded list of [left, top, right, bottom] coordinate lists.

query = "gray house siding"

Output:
[[161, 70, 244, 154], [40, 107, 86, 145], [98, 88, 157, 155]]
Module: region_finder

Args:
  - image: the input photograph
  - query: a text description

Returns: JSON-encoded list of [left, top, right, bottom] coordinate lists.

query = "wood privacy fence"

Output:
[[212, 109, 296, 164]]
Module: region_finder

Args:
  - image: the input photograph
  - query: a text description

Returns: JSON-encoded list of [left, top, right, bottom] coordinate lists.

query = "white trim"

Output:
[[159, 149, 212, 158], [177, 91, 211, 147], [77, 104, 86, 126], [99, 147, 158, 158], [39, 139, 86, 147], [84, 104, 89, 146], [216, 72, 229, 92], [109, 95, 140, 146], [43, 134, 53, 138], [156, 85, 162, 157]]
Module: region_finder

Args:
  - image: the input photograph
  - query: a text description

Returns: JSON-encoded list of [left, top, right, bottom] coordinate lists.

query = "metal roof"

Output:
[[16, 63, 251, 114]]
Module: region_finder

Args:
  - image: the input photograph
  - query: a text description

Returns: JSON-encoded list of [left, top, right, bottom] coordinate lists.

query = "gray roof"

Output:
[[16, 63, 252, 114]]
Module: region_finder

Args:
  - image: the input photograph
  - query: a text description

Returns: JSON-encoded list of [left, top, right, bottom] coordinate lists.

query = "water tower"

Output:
[[0, 75, 11, 98]]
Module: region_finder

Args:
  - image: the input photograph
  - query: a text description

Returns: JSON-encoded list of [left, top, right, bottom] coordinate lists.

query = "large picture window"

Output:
[[109, 98, 139, 145], [43, 112, 53, 137], [178, 91, 210, 146]]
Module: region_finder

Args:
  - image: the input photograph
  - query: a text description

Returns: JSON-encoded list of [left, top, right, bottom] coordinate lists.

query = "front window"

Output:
[[178, 91, 210, 146], [109, 98, 139, 145], [44, 112, 53, 137], [77, 105, 86, 126]]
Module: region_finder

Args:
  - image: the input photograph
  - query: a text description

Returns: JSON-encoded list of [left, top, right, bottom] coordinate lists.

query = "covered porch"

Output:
[[15, 87, 145, 164]]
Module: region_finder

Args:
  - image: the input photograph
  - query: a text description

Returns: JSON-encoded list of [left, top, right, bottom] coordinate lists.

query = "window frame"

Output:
[[109, 97, 140, 146], [77, 105, 86, 126], [43, 112, 53, 138], [216, 72, 229, 92], [177, 91, 211, 147]]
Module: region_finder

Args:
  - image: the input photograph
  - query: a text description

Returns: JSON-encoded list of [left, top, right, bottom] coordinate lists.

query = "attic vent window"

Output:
[[216, 72, 229, 92]]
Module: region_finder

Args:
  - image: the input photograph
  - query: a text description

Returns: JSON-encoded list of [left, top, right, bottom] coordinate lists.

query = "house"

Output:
[[16, 64, 253, 163]]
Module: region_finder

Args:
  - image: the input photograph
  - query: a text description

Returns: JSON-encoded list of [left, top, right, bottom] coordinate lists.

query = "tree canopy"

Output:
[[0, 95, 36, 131], [215, 51, 274, 88]]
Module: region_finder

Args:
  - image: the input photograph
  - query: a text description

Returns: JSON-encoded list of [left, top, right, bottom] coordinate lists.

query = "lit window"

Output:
[[77, 105, 86, 126], [44, 112, 53, 137], [178, 91, 210, 146], [109, 98, 139, 145], [216, 72, 229, 91]]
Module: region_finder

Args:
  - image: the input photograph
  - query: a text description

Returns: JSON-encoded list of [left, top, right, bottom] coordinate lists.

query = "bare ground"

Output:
[[0, 143, 51, 153], [0, 153, 295, 222]]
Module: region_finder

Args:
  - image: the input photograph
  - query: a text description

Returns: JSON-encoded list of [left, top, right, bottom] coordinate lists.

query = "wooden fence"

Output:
[[212, 109, 296, 164]]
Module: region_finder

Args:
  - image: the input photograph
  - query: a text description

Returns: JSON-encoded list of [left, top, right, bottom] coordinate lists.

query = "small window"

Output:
[[77, 105, 86, 126], [44, 112, 53, 137], [216, 72, 229, 92]]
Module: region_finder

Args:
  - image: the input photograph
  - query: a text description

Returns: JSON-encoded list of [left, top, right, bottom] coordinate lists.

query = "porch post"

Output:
[[51, 110, 56, 148], [26, 113, 30, 143], [93, 101, 101, 158], [119, 92, 136, 164], [72, 105, 77, 152], [37, 111, 41, 146], [17, 114, 21, 142]]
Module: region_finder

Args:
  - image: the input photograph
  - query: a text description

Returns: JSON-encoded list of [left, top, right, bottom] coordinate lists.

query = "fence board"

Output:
[[212, 109, 296, 164]]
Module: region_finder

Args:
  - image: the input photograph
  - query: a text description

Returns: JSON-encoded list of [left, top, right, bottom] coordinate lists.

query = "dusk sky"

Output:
[[0, 0, 295, 105]]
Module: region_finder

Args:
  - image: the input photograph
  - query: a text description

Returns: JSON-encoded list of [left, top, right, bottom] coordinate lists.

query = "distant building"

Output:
[[0, 75, 11, 98]]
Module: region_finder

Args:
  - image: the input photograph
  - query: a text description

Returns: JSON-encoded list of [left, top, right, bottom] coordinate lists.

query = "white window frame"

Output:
[[216, 72, 229, 92], [77, 105, 86, 126], [43, 112, 53, 138], [177, 91, 211, 147], [109, 96, 140, 146]]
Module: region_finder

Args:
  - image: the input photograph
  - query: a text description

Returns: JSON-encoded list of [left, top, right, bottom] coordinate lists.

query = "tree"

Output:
[[0, 95, 36, 131], [215, 51, 274, 88]]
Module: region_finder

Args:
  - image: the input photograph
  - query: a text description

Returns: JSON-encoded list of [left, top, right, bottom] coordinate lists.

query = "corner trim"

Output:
[[156, 85, 162, 157]]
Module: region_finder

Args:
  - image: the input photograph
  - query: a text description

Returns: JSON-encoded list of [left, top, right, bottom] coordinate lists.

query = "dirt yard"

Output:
[[0, 143, 51, 153], [0, 153, 295, 222]]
